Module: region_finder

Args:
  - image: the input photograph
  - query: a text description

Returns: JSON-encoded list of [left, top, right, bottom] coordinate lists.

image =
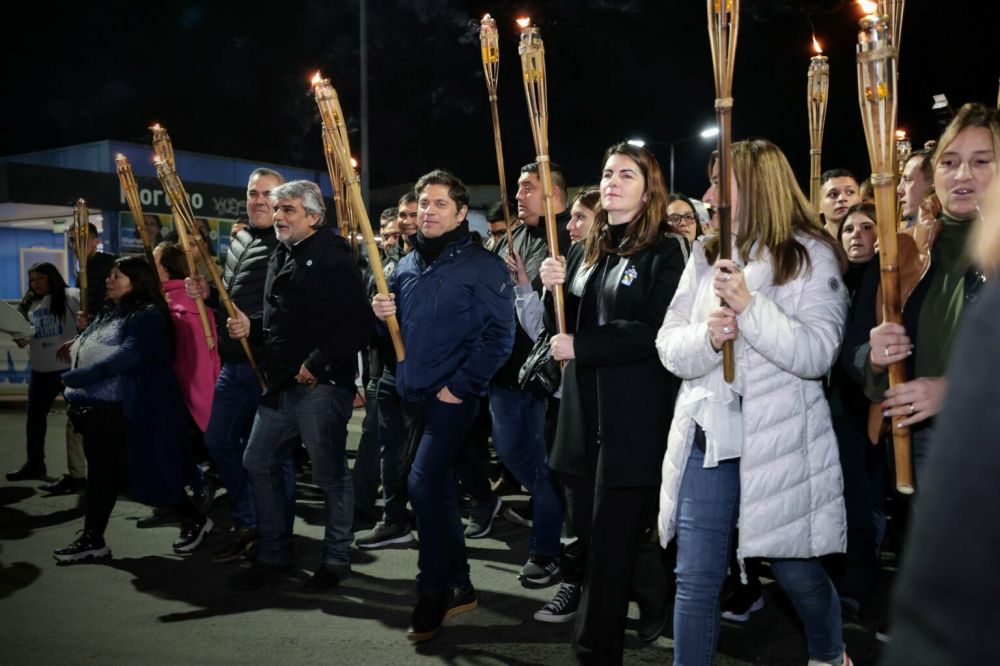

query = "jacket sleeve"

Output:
[[840, 259, 885, 399], [303, 256, 376, 382], [656, 249, 721, 379], [447, 261, 516, 399], [514, 284, 545, 341], [575, 238, 686, 367], [62, 309, 163, 388], [736, 243, 847, 379]]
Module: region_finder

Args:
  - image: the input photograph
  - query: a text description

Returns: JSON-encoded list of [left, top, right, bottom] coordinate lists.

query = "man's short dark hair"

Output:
[[380, 207, 397, 223], [398, 191, 417, 207], [414, 170, 470, 210], [820, 168, 858, 186], [485, 200, 508, 223], [907, 147, 935, 184], [520, 161, 567, 195]]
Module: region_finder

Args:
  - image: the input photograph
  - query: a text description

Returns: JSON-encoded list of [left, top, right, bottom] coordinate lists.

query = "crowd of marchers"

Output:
[[6, 101, 1000, 666]]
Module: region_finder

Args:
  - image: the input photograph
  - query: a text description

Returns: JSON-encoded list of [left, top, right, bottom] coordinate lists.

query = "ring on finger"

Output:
[[722, 273, 732, 282], [909, 403, 915, 415], [722, 326, 731, 335], [884, 345, 890, 357]]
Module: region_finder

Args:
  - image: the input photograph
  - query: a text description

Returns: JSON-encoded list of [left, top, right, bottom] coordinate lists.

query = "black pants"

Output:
[[560, 443, 665, 664], [26, 369, 65, 465], [70, 402, 130, 537], [70, 402, 196, 539]]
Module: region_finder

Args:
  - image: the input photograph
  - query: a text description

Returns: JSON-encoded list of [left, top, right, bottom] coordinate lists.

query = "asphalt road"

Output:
[[0, 401, 891, 665]]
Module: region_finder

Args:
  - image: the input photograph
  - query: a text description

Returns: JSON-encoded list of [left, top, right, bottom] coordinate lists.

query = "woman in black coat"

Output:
[[539, 142, 686, 664]]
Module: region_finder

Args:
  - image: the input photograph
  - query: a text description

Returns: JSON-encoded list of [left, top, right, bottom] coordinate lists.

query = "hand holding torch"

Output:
[[312, 73, 405, 361], [707, 0, 740, 383], [518, 20, 567, 336], [856, 9, 913, 494]]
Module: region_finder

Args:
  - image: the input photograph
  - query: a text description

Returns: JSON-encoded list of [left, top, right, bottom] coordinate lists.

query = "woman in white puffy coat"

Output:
[[656, 139, 851, 666]]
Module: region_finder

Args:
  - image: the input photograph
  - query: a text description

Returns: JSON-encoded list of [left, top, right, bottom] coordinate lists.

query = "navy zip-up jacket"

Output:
[[389, 235, 515, 401]]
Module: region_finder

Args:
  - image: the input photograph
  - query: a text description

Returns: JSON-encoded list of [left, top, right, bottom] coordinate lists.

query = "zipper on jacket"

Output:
[[432, 277, 443, 317]]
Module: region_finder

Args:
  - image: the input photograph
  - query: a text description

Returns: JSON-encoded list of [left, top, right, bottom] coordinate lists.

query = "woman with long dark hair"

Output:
[[6, 263, 79, 483], [54, 256, 212, 563], [539, 142, 686, 662], [657, 139, 850, 665]]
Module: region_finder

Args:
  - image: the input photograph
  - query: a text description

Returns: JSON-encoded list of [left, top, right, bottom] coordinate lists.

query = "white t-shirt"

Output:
[[26, 294, 79, 372]]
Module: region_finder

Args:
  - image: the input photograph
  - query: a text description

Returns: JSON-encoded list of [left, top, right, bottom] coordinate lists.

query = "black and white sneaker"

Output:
[[53, 530, 111, 563], [533, 581, 581, 623], [519, 555, 560, 586], [173, 516, 214, 553]]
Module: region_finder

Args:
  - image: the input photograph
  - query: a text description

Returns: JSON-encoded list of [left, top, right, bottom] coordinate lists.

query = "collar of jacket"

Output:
[[413, 235, 472, 272]]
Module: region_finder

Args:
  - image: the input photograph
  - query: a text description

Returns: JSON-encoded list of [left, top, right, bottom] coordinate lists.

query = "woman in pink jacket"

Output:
[[153, 242, 220, 431]]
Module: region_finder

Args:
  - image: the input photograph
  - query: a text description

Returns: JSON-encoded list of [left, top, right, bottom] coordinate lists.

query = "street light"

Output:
[[627, 125, 718, 192]]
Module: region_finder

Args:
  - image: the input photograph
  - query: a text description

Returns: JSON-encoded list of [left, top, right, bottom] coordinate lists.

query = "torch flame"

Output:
[[482, 13, 491, 22], [896, 129, 908, 140], [150, 123, 162, 131], [812, 35, 823, 55], [116, 153, 125, 160], [311, 71, 324, 86], [858, 0, 878, 14], [516, 17, 531, 29], [350, 157, 359, 169]]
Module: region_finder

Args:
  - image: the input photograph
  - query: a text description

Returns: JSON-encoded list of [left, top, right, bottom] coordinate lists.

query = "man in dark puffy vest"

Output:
[[185, 167, 284, 563]]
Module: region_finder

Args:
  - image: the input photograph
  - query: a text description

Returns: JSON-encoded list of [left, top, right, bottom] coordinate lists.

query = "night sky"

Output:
[[3, 1, 997, 198]]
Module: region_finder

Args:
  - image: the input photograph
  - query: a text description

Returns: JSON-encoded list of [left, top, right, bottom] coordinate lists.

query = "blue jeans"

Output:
[[407, 395, 479, 594], [205, 361, 295, 530], [673, 445, 843, 665], [489, 385, 562, 558], [376, 369, 408, 526], [244, 383, 354, 569]]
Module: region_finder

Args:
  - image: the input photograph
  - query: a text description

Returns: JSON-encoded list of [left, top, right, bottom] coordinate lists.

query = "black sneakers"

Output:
[[227, 561, 293, 591], [406, 585, 478, 642], [211, 527, 256, 563], [533, 581, 581, 623], [53, 530, 111, 563], [519, 556, 560, 586], [39, 474, 87, 495], [303, 564, 351, 593], [721, 583, 764, 622], [172, 516, 214, 554]]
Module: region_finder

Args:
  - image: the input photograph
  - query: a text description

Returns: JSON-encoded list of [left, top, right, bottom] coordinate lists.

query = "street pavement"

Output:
[[0, 401, 891, 665]]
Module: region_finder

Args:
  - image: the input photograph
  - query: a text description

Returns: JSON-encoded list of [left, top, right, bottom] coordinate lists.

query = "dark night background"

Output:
[[2, 0, 998, 198]]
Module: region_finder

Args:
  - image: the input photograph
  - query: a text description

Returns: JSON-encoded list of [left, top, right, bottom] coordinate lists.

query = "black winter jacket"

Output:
[[548, 234, 686, 487], [215, 222, 280, 363], [261, 226, 374, 397]]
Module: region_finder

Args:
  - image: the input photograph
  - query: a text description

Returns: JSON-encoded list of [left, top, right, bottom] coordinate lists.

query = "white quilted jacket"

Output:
[[656, 235, 847, 560]]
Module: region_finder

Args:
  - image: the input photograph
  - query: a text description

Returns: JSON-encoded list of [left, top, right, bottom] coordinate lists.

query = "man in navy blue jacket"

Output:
[[372, 169, 515, 642]]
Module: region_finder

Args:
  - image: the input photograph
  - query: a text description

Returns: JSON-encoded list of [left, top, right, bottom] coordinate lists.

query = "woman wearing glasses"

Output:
[[667, 193, 703, 244]]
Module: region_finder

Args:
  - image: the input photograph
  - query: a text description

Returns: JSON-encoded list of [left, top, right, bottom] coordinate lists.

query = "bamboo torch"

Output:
[[72, 199, 90, 319], [152, 156, 216, 351], [312, 72, 405, 361], [517, 18, 567, 336], [321, 123, 351, 241], [480, 13, 515, 250], [856, 8, 913, 494], [115, 154, 160, 287], [707, 0, 740, 384], [807, 36, 830, 211]]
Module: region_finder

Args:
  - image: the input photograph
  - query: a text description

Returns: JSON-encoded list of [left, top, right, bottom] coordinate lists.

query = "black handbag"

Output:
[[518, 332, 561, 397]]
